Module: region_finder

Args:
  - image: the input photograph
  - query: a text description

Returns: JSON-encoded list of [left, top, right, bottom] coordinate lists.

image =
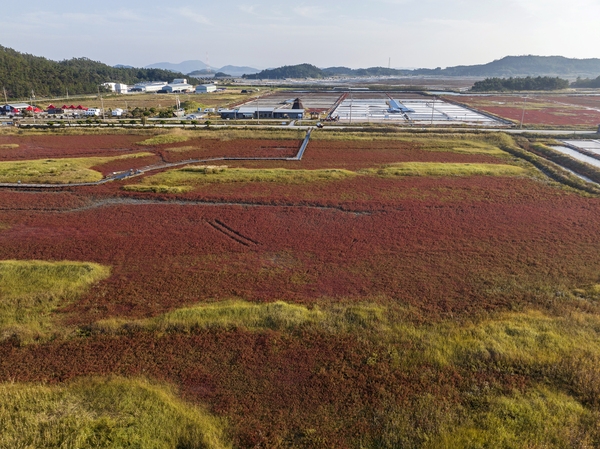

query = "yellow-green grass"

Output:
[[427, 386, 590, 449], [391, 309, 600, 370], [125, 166, 356, 191], [362, 162, 528, 177], [137, 134, 192, 146], [123, 185, 194, 194], [125, 162, 526, 192], [91, 298, 600, 372], [0, 143, 18, 149], [0, 153, 152, 184], [139, 128, 305, 144], [163, 145, 199, 153], [0, 260, 110, 342], [313, 131, 508, 150], [0, 377, 230, 449], [92, 300, 387, 334]]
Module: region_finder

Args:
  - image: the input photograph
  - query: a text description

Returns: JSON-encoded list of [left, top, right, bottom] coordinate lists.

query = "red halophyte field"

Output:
[[452, 95, 600, 126], [4, 131, 600, 447]]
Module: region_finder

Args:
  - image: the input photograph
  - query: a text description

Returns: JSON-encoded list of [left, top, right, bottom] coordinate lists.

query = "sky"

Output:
[[2, 0, 599, 70]]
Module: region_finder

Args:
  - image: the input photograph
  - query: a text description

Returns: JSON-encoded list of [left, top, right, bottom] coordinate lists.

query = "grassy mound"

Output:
[[0, 260, 110, 341], [0, 377, 230, 449], [429, 387, 589, 448], [128, 166, 357, 190], [0, 153, 152, 184], [363, 162, 527, 177], [92, 300, 387, 334], [137, 134, 192, 146]]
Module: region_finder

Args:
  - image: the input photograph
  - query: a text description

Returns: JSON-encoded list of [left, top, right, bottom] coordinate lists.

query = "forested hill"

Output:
[[0, 46, 198, 99], [244, 64, 327, 80], [244, 56, 600, 80], [412, 56, 600, 78]]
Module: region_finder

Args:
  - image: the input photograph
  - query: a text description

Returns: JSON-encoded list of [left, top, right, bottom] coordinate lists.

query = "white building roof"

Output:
[[7, 103, 31, 109], [274, 108, 304, 114], [238, 107, 275, 113]]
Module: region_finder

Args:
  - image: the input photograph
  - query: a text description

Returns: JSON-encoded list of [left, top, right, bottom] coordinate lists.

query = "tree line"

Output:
[[471, 76, 570, 92], [571, 76, 600, 88], [0, 45, 199, 100]]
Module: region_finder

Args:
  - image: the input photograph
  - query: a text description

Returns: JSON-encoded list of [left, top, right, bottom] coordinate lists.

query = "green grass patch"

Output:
[[128, 166, 356, 190], [429, 386, 590, 449], [163, 145, 199, 153], [122, 185, 193, 194], [314, 132, 507, 152], [136, 134, 192, 146], [362, 162, 527, 177], [0, 143, 19, 149], [0, 377, 230, 449], [391, 309, 600, 370], [0, 153, 152, 184], [0, 260, 110, 342], [92, 300, 388, 334]]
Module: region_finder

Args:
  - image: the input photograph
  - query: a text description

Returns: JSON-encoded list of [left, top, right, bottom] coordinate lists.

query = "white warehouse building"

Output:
[[102, 82, 129, 93], [196, 84, 217, 94], [131, 82, 168, 93], [161, 83, 194, 93]]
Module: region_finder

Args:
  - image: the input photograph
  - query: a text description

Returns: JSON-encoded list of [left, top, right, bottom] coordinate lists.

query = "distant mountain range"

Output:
[[245, 56, 600, 80], [144, 60, 260, 77]]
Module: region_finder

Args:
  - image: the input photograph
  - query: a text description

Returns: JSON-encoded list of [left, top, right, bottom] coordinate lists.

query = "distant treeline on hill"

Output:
[[243, 64, 409, 80], [571, 76, 600, 88], [0, 46, 199, 99], [471, 76, 570, 92], [244, 56, 600, 80]]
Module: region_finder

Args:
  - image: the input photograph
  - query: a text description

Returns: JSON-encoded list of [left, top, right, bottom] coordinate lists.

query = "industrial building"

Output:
[[160, 83, 194, 93], [220, 97, 305, 120], [196, 84, 217, 93], [220, 107, 304, 120], [1, 103, 31, 115], [130, 82, 168, 93], [158, 79, 194, 93], [102, 82, 128, 93]]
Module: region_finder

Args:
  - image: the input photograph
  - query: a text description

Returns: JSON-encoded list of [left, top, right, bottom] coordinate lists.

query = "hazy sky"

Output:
[[2, 0, 599, 69]]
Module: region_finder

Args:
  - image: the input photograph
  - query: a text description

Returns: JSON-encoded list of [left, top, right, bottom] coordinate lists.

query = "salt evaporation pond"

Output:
[[550, 146, 600, 169], [550, 146, 598, 183]]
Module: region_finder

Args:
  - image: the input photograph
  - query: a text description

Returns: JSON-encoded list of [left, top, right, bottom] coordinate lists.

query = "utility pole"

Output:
[[30, 97, 36, 124], [520, 97, 528, 129], [349, 92, 353, 124], [98, 86, 106, 121], [3, 87, 7, 105], [31, 90, 36, 124], [257, 94, 260, 125]]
